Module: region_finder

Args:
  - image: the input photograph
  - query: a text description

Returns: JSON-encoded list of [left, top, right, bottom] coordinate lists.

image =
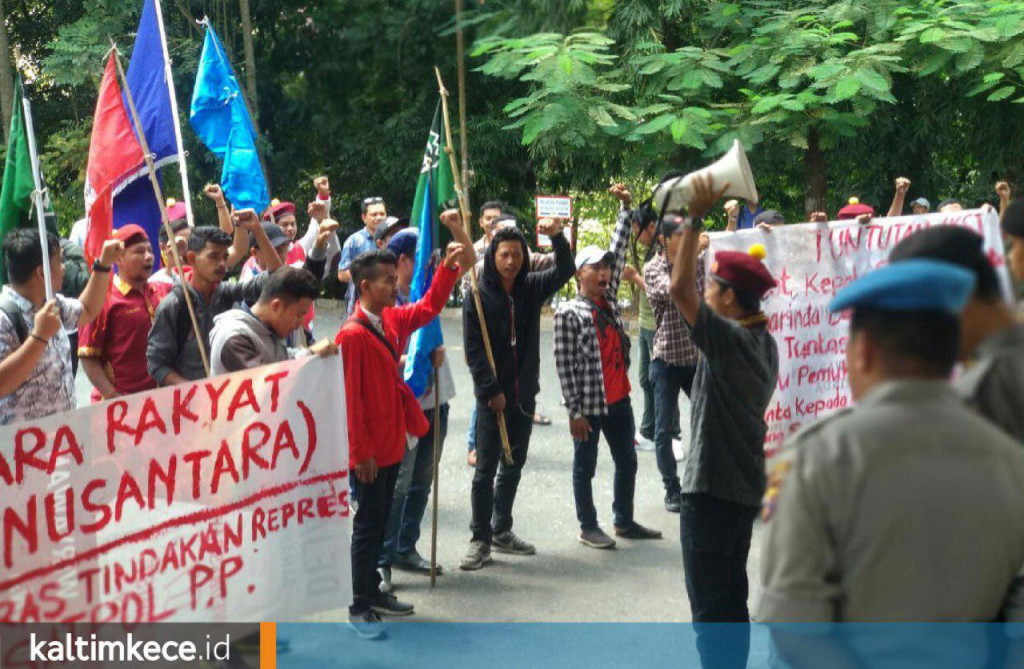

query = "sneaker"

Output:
[[492, 531, 536, 555], [664, 491, 681, 513], [579, 527, 616, 549], [394, 550, 441, 575], [371, 592, 415, 616], [672, 438, 686, 462], [460, 540, 492, 570], [634, 433, 655, 452], [614, 522, 663, 539], [347, 609, 387, 640], [377, 566, 393, 594]]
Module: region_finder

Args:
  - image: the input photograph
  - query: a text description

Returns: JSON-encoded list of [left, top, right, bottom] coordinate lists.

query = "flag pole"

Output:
[[19, 90, 53, 301], [112, 44, 210, 376], [454, 0, 471, 208], [153, 0, 195, 227], [434, 66, 513, 466]]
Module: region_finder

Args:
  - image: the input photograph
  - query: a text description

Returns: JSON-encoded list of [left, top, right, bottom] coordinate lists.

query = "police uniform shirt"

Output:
[[757, 379, 1024, 623], [956, 322, 1024, 443]]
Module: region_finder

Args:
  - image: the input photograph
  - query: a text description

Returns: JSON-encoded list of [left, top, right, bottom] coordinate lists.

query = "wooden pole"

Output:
[[454, 0, 470, 208], [112, 45, 211, 376], [429, 366, 441, 586], [434, 66, 513, 466]]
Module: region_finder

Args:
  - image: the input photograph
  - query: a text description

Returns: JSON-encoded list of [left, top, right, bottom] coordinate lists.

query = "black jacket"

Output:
[[463, 231, 575, 407]]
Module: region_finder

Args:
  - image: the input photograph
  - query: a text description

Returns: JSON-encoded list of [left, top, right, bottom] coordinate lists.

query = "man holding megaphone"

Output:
[[664, 167, 779, 669]]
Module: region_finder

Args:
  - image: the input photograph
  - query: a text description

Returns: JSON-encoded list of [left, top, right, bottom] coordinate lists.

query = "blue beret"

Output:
[[829, 259, 976, 315], [387, 228, 419, 259]]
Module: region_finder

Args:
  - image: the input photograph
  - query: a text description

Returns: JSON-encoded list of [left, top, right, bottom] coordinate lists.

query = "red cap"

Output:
[[263, 201, 296, 221], [166, 201, 187, 223], [837, 202, 874, 220], [114, 224, 150, 247], [711, 250, 777, 298]]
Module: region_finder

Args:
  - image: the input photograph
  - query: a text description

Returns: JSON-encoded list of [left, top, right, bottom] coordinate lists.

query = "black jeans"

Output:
[[650, 359, 696, 495], [380, 405, 449, 566], [349, 462, 400, 615], [680, 493, 759, 669], [470, 399, 535, 544], [572, 399, 637, 532]]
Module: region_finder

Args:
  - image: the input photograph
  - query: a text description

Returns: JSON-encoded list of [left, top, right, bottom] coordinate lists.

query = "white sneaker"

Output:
[[634, 433, 655, 452], [672, 438, 686, 462], [378, 567, 393, 594]]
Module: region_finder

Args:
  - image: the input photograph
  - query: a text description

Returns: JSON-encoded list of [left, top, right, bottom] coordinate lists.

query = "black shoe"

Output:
[[347, 609, 387, 640], [664, 491, 681, 513], [493, 531, 536, 555], [614, 522, 663, 539], [371, 592, 415, 616], [394, 550, 442, 575], [579, 527, 616, 549]]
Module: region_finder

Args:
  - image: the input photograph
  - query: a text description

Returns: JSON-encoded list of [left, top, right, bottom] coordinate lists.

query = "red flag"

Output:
[[84, 53, 146, 263]]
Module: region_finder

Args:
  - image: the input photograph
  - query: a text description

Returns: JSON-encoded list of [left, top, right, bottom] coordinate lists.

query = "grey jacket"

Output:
[[210, 305, 305, 376]]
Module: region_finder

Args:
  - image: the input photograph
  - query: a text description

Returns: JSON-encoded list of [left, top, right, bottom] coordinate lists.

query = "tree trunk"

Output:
[[0, 0, 15, 140], [238, 0, 259, 132], [804, 125, 827, 215]]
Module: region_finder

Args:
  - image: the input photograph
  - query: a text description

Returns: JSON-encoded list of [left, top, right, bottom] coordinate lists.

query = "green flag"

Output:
[[409, 102, 455, 235], [0, 77, 39, 283]]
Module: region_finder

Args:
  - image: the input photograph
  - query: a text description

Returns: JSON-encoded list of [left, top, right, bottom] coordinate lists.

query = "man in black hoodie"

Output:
[[461, 217, 575, 570]]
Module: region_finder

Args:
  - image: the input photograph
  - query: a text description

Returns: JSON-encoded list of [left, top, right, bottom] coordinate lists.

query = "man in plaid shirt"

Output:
[[644, 217, 707, 513], [554, 184, 662, 549]]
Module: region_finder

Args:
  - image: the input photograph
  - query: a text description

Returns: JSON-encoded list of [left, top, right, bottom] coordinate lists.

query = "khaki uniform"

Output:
[[757, 380, 1024, 623], [956, 323, 1024, 443]]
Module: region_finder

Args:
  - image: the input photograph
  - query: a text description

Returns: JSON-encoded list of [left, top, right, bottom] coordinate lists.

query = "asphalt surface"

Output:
[[73, 304, 766, 623]]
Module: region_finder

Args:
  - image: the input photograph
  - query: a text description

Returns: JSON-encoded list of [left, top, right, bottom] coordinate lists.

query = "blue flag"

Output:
[[403, 171, 445, 398], [114, 0, 182, 268], [189, 24, 269, 213]]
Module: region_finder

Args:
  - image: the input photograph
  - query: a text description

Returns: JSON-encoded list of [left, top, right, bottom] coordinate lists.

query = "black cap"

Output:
[[250, 222, 289, 250], [373, 216, 408, 243], [753, 210, 785, 226], [890, 225, 1000, 299]]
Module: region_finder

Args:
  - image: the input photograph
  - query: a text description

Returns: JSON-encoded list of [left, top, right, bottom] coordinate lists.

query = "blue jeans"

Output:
[[380, 404, 449, 565], [638, 328, 680, 440], [572, 399, 637, 531], [650, 358, 696, 496]]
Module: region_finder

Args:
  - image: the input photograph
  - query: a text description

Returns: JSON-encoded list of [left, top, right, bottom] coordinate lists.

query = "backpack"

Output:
[[0, 292, 29, 346]]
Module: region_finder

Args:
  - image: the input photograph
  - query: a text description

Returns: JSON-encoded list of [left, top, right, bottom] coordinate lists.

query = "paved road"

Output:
[[74, 304, 766, 623]]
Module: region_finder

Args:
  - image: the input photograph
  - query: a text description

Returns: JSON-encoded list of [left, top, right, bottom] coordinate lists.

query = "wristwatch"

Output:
[[92, 260, 112, 273], [687, 216, 705, 230]]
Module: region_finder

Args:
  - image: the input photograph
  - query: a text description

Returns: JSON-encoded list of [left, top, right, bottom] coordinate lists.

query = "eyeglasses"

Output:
[[363, 197, 384, 205]]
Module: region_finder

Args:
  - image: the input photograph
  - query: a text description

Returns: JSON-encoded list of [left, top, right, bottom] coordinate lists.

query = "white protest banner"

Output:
[[0, 356, 350, 623], [535, 195, 573, 220], [708, 209, 1009, 458]]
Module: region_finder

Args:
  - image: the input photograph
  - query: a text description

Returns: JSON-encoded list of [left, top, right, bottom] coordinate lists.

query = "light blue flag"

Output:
[[189, 24, 268, 213], [403, 170, 444, 399]]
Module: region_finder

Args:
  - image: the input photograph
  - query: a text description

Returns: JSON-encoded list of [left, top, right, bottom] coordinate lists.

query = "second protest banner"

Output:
[[0, 356, 350, 623], [708, 209, 1009, 457]]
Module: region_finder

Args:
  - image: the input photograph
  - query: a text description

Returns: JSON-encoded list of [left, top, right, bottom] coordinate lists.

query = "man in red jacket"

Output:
[[335, 211, 472, 632]]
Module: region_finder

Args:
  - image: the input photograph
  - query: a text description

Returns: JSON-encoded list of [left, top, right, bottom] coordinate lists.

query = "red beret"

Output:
[[711, 250, 777, 298], [263, 201, 296, 221], [114, 224, 149, 247], [836, 202, 874, 220]]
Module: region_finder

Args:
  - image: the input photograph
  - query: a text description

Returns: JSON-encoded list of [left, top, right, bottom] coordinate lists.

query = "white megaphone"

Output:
[[652, 139, 758, 215]]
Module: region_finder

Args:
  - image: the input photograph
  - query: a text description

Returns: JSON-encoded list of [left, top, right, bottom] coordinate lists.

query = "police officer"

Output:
[[757, 260, 1024, 658], [888, 225, 1024, 443]]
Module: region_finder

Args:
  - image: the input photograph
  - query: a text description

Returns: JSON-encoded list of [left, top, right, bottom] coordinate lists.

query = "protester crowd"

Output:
[[1, 166, 1023, 661]]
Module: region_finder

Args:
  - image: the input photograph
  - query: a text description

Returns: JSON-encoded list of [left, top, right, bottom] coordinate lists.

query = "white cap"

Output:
[[574, 245, 615, 270]]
